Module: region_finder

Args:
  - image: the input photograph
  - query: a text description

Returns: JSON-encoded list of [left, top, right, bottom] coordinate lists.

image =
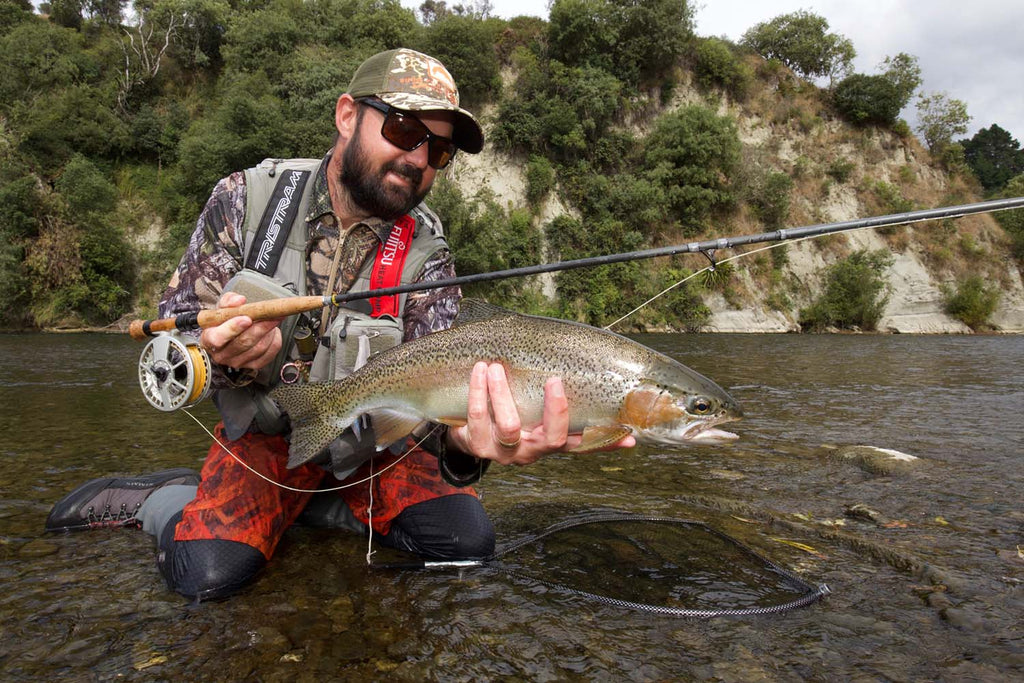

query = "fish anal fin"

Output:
[[367, 409, 426, 449], [569, 425, 633, 453]]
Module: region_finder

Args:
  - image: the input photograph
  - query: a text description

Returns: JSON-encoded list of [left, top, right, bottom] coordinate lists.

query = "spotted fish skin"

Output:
[[271, 308, 741, 468]]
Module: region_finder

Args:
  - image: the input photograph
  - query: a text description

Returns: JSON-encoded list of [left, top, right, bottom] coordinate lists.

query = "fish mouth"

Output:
[[642, 415, 741, 445]]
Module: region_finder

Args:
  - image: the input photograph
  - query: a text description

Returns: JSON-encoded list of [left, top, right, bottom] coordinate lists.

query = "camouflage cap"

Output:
[[347, 48, 484, 154]]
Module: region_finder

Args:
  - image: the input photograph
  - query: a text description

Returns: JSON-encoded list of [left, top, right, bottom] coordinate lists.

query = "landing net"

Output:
[[487, 513, 830, 618]]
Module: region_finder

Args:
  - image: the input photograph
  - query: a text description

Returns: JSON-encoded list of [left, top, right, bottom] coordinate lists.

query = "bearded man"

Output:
[[45, 48, 632, 600]]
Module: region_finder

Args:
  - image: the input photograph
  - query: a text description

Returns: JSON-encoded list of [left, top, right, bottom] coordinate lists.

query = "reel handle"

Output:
[[129, 295, 328, 341]]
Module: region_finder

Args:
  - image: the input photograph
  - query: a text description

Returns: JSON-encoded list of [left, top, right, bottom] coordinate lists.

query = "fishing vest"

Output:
[[214, 157, 447, 474]]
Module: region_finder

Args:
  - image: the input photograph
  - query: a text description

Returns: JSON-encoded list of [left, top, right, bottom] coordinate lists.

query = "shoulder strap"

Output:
[[243, 167, 311, 275], [368, 214, 417, 317]]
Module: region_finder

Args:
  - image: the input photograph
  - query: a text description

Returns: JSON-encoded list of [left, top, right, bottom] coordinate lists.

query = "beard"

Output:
[[339, 125, 429, 221]]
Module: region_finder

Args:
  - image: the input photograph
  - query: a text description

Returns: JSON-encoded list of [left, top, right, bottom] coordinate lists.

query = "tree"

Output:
[[959, 124, 1024, 192], [418, 0, 450, 25], [117, 2, 184, 110], [799, 249, 893, 331], [832, 73, 902, 126], [915, 91, 970, 154], [416, 14, 502, 105], [643, 105, 740, 228], [548, 0, 693, 86], [741, 10, 854, 83], [878, 52, 920, 110]]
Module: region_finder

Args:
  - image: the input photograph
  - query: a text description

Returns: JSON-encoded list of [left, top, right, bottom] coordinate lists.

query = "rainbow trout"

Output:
[[271, 301, 741, 468]]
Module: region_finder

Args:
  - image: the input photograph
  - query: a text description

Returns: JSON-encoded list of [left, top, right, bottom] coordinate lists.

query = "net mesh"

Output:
[[490, 514, 830, 618]]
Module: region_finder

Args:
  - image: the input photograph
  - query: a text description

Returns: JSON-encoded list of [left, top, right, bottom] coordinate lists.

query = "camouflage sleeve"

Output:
[[158, 172, 247, 318], [401, 247, 461, 342], [158, 172, 250, 388]]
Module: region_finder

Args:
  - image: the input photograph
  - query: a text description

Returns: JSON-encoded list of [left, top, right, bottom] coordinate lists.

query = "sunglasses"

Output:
[[358, 98, 457, 170]]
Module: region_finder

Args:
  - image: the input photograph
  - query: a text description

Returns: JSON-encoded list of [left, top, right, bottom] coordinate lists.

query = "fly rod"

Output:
[[129, 196, 1024, 341]]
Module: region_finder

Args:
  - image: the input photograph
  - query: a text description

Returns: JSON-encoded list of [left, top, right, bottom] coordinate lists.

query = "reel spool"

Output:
[[138, 332, 212, 412]]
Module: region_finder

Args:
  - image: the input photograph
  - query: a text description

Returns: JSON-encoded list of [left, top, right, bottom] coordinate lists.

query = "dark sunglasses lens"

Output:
[[428, 141, 455, 169], [382, 111, 428, 150], [381, 109, 456, 169]]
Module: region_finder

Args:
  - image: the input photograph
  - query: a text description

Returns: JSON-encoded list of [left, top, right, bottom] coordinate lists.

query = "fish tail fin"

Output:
[[270, 383, 357, 468]]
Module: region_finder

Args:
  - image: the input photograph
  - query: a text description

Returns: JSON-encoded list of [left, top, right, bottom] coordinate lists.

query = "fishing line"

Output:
[[375, 513, 831, 617], [181, 408, 436, 494], [605, 219, 924, 330]]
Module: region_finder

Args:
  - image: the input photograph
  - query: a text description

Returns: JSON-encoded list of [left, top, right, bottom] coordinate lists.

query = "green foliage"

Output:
[[0, 19, 86, 105], [524, 155, 555, 207], [740, 10, 855, 82], [547, 0, 694, 86], [692, 37, 752, 100], [832, 74, 902, 126], [11, 85, 131, 174], [799, 249, 893, 331], [0, 235, 28, 326], [171, 73, 294, 205], [55, 154, 117, 216], [492, 60, 622, 161], [0, 174, 44, 238], [959, 124, 1024, 192], [942, 276, 999, 330], [415, 14, 502, 105], [878, 52, 920, 110], [748, 170, 793, 228], [995, 174, 1024, 261], [0, 1, 33, 33], [642, 105, 740, 229], [868, 180, 914, 213], [916, 91, 971, 154], [826, 158, 855, 183], [430, 178, 544, 306], [220, 4, 303, 80]]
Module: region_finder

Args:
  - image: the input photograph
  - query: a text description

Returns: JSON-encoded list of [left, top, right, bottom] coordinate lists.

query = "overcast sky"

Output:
[[402, 0, 1024, 142]]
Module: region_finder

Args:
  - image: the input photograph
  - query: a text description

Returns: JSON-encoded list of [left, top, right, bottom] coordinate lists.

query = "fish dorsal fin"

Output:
[[455, 298, 519, 326], [568, 425, 634, 453]]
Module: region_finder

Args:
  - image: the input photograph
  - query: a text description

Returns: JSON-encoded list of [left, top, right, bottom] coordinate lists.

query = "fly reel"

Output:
[[137, 332, 212, 412]]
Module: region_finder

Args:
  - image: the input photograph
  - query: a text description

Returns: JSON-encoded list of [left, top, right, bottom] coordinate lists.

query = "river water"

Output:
[[1, 332, 1021, 681]]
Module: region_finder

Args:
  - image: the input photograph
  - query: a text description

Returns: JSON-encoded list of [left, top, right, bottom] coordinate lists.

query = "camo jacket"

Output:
[[159, 150, 461, 389]]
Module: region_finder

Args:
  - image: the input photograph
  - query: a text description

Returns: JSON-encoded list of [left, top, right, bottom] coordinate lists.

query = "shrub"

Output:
[[799, 249, 893, 331], [943, 276, 999, 330], [642, 105, 740, 229], [548, 0, 694, 86], [693, 37, 752, 100], [524, 155, 556, 207], [995, 174, 1024, 260], [832, 74, 902, 126], [416, 14, 502, 105], [56, 155, 118, 217], [826, 158, 855, 183], [749, 170, 793, 228]]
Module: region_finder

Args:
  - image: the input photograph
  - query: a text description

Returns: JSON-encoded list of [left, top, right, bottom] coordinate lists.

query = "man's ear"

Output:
[[335, 94, 358, 140]]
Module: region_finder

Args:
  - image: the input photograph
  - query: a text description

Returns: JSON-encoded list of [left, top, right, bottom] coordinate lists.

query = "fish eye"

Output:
[[688, 396, 715, 415]]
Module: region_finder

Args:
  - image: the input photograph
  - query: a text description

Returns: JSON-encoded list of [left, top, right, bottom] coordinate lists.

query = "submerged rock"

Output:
[[828, 445, 921, 476]]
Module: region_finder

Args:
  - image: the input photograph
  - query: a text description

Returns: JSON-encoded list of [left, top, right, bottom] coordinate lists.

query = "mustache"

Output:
[[383, 160, 423, 187]]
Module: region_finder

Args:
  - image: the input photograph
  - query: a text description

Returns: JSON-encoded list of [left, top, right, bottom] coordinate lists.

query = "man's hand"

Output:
[[199, 292, 283, 371], [447, 361, 636, 465]]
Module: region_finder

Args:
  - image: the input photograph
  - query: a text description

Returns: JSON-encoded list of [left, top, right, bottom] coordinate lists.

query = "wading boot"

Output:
[[45, 468, 200, 532]]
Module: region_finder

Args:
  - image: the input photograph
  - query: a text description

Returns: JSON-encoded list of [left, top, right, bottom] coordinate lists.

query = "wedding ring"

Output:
[[497, 436, 521, 449]]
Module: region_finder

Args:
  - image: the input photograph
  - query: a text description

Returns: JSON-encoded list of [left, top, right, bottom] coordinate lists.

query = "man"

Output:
[[46, 49, 633, 601]]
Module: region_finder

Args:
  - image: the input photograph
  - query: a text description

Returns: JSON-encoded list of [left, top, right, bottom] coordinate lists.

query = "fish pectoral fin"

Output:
[[569, 425, 633, 453], [367, 409, 427, 449]]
